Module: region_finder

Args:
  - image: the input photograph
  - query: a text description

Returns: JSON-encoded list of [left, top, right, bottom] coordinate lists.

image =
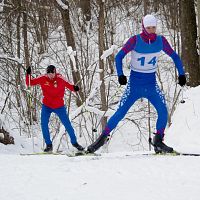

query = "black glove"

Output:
[[178, 75, 186, 87], [74, 85, 79, 91], [26, 66, 31, 75], [118, 75, 127, 85]]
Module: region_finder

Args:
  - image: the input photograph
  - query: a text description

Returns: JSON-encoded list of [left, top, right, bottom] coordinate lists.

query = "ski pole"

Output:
[[27, 70, 35, 152], [180, 87, 185, 104], [180, 72, 189, 104], [148, 100, 151, 151]]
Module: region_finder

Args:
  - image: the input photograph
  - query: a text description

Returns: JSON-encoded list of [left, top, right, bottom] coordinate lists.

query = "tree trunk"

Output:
[[22, 10, 30, 68], [37, 0, 48, 54], [197, 0, 200, 68], [22, 7, 33, 124], [55, 0, 85, 106], [180, 0, 200, 86], [79, 0, 91, 22], [97, 0, 107, 130], [16, 0, 21, 108]]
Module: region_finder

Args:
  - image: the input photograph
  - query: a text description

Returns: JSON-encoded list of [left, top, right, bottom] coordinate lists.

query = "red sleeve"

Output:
[[58, 75, 75, 92], [26, 74, 44, 87]]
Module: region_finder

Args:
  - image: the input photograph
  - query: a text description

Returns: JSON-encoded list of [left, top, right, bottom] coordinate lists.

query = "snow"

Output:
[[100, 45, 118, 60], [166, 86, 200, 153], [0, 132, 4, 139], [1, 153, 200, 200], [67, 46, 77, 72], [0, 0, 5, 12], [56, 0, 68, 10], [1, 86, 200, 200]]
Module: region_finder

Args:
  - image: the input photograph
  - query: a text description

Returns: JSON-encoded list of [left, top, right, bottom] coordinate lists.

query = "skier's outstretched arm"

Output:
[[58, 74, 79, 92], [162, 36, 185, 75], [162, 36, 186, 86]]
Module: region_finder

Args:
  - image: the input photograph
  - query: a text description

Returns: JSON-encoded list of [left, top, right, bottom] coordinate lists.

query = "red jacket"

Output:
[[26, 73, 75, 109]]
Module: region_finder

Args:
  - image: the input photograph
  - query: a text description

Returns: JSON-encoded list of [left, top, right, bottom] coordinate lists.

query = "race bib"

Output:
[[130, 51, 160, 73]]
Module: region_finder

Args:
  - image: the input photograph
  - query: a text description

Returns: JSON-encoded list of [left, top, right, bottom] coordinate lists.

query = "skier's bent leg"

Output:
[[87, 95, 137, 153], [55, 106, 84, 151], [55, 106, 77, 144]]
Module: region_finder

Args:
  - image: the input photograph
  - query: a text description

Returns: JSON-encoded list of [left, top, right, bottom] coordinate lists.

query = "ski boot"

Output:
[[44, 144, 53, 152], [87, 134, 109, 153], [72, 142, 84, 151], [153, 134, 173, 154]]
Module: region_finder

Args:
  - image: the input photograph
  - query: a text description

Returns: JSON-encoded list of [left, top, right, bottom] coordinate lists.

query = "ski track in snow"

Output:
[[0, 153, 200, 200]]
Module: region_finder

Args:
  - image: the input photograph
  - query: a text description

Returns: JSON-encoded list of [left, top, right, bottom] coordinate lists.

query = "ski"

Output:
[[167, 152, 200, 156], [20, 151, 100, 157], [20, 151, 200, 157], [67, 151, 101, 157], [140, 151, 200, 157], [20, 152, 64, 156]]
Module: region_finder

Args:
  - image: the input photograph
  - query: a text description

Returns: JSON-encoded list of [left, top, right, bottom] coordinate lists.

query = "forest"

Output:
[[0, 0, 200, 151]]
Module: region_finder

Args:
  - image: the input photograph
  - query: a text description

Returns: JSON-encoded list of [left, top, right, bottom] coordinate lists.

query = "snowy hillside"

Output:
[[166, 86, 200, 153], [1, 86, 200, 200]]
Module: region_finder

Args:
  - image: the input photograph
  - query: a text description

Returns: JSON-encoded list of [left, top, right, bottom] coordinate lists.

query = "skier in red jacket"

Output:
[[26, 65, 84, 152]]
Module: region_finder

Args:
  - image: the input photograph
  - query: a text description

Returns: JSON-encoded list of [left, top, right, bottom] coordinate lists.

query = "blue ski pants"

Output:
[[41, 104, 77, 145], [103, 71, 168, 136]]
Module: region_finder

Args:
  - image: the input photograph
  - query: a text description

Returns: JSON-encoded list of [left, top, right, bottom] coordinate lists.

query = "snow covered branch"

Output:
[[56, 0, 68, 10], [100, 45, 118, 60], [70, 81, 102, 119], [67, 46, 77, 72], [0, 54, 23, 64]]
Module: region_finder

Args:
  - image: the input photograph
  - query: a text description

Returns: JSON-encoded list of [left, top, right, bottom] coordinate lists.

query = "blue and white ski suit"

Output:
[[102, 34, 185, 137]]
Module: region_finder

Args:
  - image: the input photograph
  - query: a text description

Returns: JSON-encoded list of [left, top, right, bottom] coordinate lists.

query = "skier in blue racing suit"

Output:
[[87, 14, 186, 153]]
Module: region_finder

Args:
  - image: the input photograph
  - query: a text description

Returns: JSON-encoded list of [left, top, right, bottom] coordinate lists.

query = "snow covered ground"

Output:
[[1, 152, 200, 200], [1, 86, 200, 200]]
